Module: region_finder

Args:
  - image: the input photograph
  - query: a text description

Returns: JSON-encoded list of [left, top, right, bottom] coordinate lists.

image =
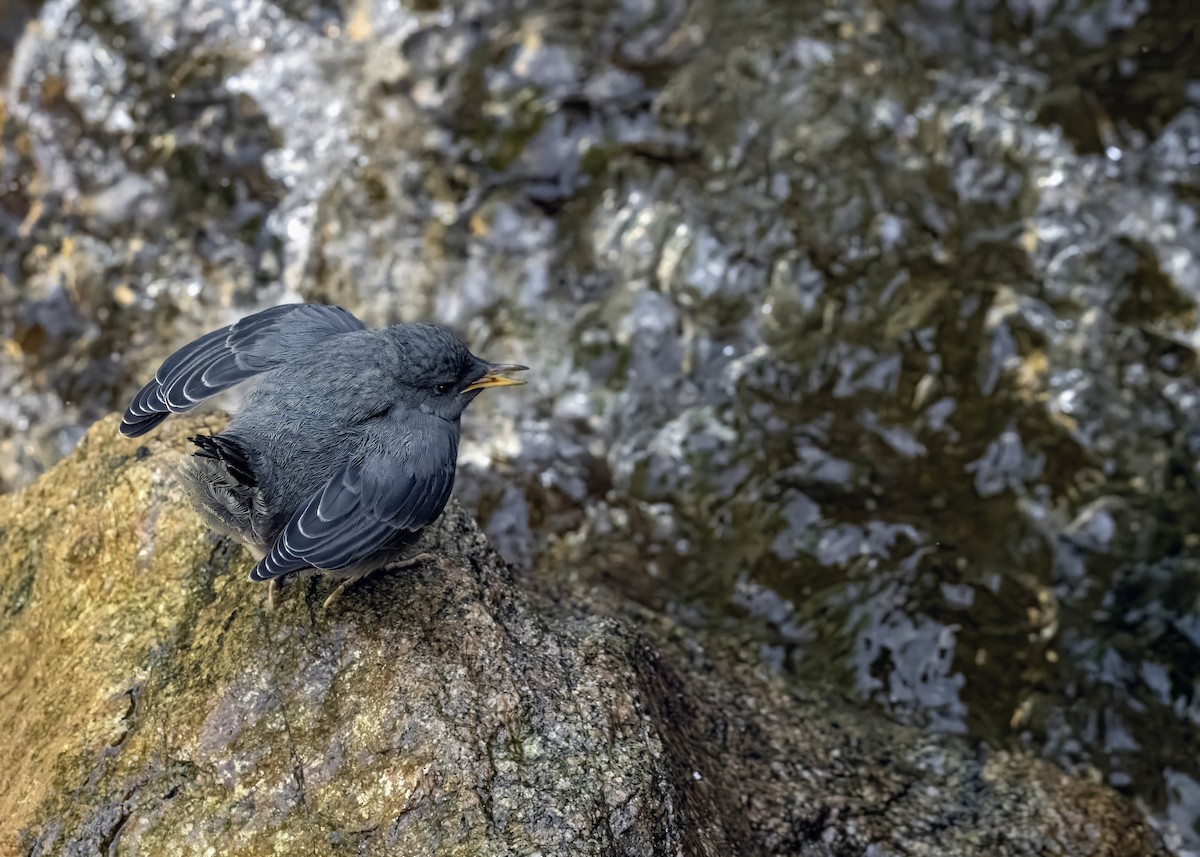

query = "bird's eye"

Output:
[[435, 383, 453, 395]]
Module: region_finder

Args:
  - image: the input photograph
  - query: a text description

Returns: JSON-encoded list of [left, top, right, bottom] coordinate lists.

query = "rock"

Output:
[[0, 414, 1168, 856]]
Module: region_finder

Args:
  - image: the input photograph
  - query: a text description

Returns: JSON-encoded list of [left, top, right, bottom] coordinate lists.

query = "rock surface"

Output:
[[0, 414, 1169, 856]]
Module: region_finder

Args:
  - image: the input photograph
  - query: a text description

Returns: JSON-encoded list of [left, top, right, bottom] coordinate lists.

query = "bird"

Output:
[[119, 303, 527, 608]]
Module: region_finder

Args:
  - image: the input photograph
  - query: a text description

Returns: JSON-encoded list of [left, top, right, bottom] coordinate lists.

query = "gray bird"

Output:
[[120, 303, 527, 607]]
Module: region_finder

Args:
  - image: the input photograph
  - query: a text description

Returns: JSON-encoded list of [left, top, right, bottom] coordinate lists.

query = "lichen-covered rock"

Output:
[[0, 414, 1168, 856]]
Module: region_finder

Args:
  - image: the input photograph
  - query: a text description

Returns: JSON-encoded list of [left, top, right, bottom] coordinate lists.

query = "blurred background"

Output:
[[2, 0, 1198, 851]]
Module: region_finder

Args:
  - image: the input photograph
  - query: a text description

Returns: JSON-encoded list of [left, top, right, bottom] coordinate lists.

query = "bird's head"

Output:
[[389, 323, 528, 422]]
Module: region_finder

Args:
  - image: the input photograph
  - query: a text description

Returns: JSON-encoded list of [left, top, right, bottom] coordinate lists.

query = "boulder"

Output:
[[0, 415, 1168, 856]]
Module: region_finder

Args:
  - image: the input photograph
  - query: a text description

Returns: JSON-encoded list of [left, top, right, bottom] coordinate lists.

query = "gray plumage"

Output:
[[120, 304, 526, 594]]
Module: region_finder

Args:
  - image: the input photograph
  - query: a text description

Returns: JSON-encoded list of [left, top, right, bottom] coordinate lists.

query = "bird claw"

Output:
[[267, 578, 281, 611], [391, 551, 437, 571], [322, 580, 351, 609], [321, 552, 437, 608]]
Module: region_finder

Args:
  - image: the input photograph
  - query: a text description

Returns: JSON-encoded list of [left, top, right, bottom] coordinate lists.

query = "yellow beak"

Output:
[[463, 363, 529, 392]]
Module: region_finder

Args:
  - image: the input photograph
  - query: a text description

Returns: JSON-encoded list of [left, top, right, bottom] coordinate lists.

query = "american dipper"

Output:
[[120, 303, 527, 607]]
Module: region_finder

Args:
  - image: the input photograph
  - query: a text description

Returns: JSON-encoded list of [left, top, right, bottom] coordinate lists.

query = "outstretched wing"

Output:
[[248, 449, 457, 582], [121, 304, 363, 438]]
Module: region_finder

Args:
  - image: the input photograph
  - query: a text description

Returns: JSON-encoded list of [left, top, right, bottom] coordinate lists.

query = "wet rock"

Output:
[[0, 414, 1170, 856]]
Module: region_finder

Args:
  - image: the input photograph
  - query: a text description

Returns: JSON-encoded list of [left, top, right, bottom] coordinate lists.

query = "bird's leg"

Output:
[[322, 574, 364, 609], [243, 544, 280, 611], [321, 553, 438, 609]]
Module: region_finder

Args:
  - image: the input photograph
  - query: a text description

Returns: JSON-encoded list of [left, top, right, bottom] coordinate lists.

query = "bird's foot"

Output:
[[322, 576, 360, 609], [321, 553, 437, 608], [390, 551, 436, 571], [267, 578, 281, 611]]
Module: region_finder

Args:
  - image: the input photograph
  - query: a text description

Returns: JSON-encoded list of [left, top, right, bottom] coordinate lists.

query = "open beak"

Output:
[[463, 363, 529, 392]]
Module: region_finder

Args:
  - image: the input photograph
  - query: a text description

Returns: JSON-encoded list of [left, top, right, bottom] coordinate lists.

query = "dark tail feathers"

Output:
[[189, 435, 257, 487]]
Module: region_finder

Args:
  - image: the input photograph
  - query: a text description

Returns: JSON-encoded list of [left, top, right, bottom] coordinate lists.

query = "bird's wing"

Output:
[[248, 451, 457, 582], [121, 304, 364, 438]]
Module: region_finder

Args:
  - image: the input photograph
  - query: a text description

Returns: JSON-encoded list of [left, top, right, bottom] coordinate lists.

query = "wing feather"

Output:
[[120, 304, 364, 438], [249, 454, 456, 583]]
